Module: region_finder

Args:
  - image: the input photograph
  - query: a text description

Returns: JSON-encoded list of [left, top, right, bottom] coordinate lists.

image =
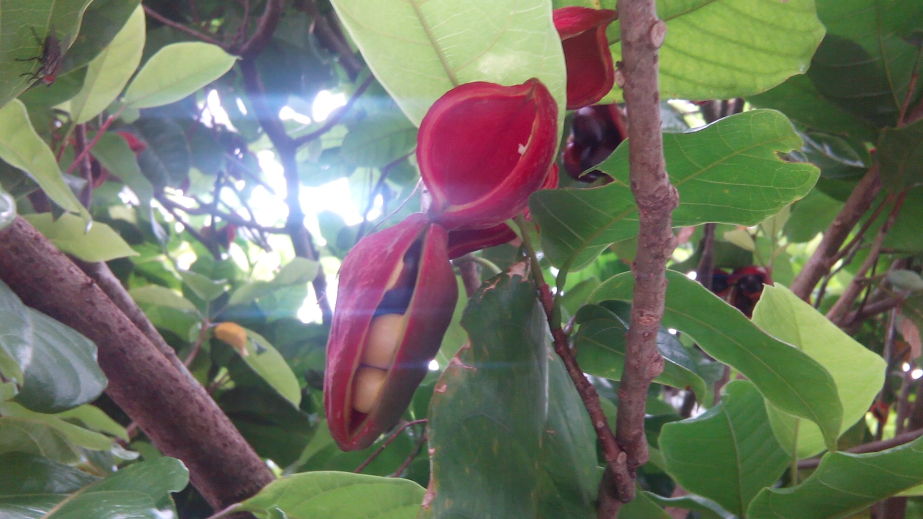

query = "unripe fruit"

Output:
[[214, 322, 249, 356], [362, 314, 406, 369], [352, 367, 388, 414]]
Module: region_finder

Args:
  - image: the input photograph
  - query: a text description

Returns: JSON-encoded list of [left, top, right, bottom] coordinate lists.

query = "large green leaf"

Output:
[[61, 0, 141, 73], [590, 271, 842, 449], [0, 0, 94, 108], [574, 305, 709, 402], [537, 356, 598, 518], [226, 328, 302, 408], [752, 285, 885, 458], [0, 280, 33, 384], [0, 401, 114, 459], [878, 118, 923, 192], [807, 0, 923, 128], [91, 132, 153, 204], [330, 0, 566, 126], [23, 213, 138, 262], [0, 100, 89, 221], [341, 110, 417, 168], [748, 75, 878, 142], [68, 4, 144, 123], [0, 455, 188, 519], [122, 42, 236, 109], [0, 280, 105, 413], [748, 436, 923, 518], [427, 272, 548, 517], [660, 381, 789, 517], [532, 109, 818, 270], [608, 0, 825, 101], [238, 471, 424, 519]]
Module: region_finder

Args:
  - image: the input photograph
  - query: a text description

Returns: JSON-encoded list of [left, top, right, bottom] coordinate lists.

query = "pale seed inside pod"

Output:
[[361, 313, 406, 369], [352, 367, 388, 414]]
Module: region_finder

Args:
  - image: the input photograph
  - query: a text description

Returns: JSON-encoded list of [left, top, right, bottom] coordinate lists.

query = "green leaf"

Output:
[[129, 285, 198, 314], [752, 285, 885, 458], [179, 270, 226, 302], [91, 132, 153, 204], [428, 272, 547, 517], [0, 401, 113, 455], [574, 305, 709, 402], [748, 436, 923, 519], [122, 42, 236, 109], [617, 489, 672, 519], [0, 0, 94, 108], [878, 118, 923, 192], [807, 0, 923, 128], [330, 0, 566, 126], [537, 357, 599, 518], [23, 213, 138, 262], [0, 100, 89, 222], [228, 328, 302, 407], [239, 471, 424, 519], [660, 381, 789, 517], [341, 111, 417, 168], [62, 0, 141, 73], [0, 452, 98, 494], [748, 75, 878, 142], [133, 117, 191, 189], [228, 258, 318, 308], [647, 493, 735, 519], [0, 279, 33, 384], [590, 271, 843, 450], [609, 0, 825, 100], [0, 455, 188, 519], [68, 5, 145, 123], [0, 280, 106, 413], [532, 110, 818, 270]]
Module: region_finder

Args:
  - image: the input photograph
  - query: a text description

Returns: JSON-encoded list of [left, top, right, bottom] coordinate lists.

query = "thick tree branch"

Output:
[[617, 0, 677, 493], [790, 165, 881, 300], [0, 218, 273, 513]]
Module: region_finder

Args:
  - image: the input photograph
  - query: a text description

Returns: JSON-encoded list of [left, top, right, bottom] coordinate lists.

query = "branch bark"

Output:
[[789, 165, 881, 300], [0, 217, 273, 513], [617, 0, 677, 488]]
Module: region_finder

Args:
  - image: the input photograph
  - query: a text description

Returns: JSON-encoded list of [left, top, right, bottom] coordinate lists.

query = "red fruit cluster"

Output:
[[325, 6, 620, 451], [710, 266, 773, 317]]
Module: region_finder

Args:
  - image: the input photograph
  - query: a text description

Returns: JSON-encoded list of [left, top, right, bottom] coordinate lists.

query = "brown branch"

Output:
[[142, 5, 225, 47], [235, 0, 283, 58], [617, 0, 676, 504], [790, 164, 881, 300], [827, 192, 907, 325], [156, 194, 221, 258], [159, 195, 287, 234], [455, 257, 482, 297], [239, 58, 333, 324], [302, 0, 363, 80], [798, 428, 923, 469], [354, 419, 427, 473], [0, 217, 273, 513], [292, 74, 373, 148], [74, 124, 93, 208]]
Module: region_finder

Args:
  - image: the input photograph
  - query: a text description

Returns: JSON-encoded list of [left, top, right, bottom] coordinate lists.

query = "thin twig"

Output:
[[389, 433, 427, 477], [292, 75, 374, 148], [354, 419, 427, 473], [143, 6, 225, 47], [235, 0, 283, 58], [185, 319, 213, 367], [798, 428, 923, 469], [64, 108, 124, 175]]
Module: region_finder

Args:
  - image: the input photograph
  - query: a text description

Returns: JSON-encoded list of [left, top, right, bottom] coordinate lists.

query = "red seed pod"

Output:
[[562, 104, 623, 182], [553, 7, 618, 109], [324, 214, 457, 450], [417, 79, 558, 230], [446, 223, 518, 259]]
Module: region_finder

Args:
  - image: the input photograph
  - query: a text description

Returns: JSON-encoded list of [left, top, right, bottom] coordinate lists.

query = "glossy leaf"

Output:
[[0, 280, 32, 384], [122, 42, 236, 109], [23, 213, 138, 262], [661, 381, 789, 517], [574, 305, 709, 401], [133, 117, 191, 189], [0, 401, 114, 459], [0, 455, 188, 519], [129, 286, 199, 314], [532, 109, 818, 270], [617, 490, 672, 519], [62, 0, 141, 72], [0, 188, 15, 229], [238, 471, 423, 519], [427, 272, 547, 517], [752, 285, 885, 458], [0, 100, 89, 222], [590, 271, 842, 449], [749, 436, 923, 519], [68, 5, 144, 123], [228, 258, 318, 308], [226, 328, 302, 407], [330, 0, 567, 126], [608, 0, 825, 100], [0, 0, 94, 108]]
